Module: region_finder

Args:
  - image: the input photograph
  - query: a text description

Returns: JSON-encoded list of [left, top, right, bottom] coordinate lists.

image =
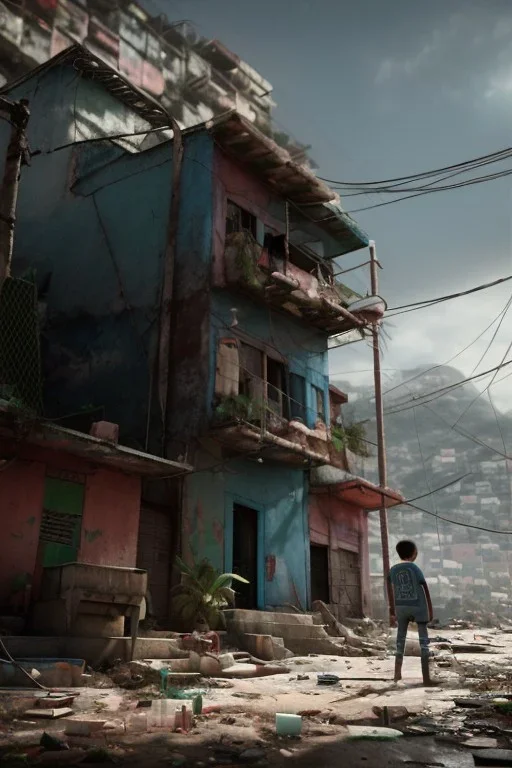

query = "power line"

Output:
[[319, 145, 512, 188], [397, 497, 512, 535], [382, 293, 512, 399], [345, 166, 512, 214], [383, 360, 512, 416], [386, 274, 512, 314], [423, 400, 512, 461], [405, 473, 471, 503], [453, 333, 512, 428], [339, 151, 512, 197]]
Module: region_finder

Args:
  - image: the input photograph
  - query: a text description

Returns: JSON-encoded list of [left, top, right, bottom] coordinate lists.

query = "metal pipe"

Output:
[[369, 240, 391, 618], [157, 113, 183, 453], [0, 98, 30, 287], [321, 296, 364, 327]]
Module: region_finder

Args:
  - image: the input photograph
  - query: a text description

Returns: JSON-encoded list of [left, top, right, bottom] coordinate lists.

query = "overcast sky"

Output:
[[162, 0, 512, 413]]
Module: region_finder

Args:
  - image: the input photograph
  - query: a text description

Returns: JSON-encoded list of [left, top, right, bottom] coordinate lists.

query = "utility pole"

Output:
[[369, 240, 391, 617], [0, 98, 30, 287]]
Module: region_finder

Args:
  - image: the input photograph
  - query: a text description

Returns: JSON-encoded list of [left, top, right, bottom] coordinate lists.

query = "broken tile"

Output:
[[463, 737, 498, 749], [346, 725, 403, 740], [25, 707, 74, 719]]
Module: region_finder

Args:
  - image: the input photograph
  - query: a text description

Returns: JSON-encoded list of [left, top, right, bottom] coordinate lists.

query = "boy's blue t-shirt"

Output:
[[388, 562, 429, 620]]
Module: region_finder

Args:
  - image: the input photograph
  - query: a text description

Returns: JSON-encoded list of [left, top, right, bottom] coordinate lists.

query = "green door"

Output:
[[39, 477, 85, 567]]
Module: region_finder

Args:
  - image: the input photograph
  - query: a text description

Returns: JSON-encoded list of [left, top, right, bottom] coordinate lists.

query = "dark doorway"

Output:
[[232, 504, 259, 609], [137, 505, 172, 623], [310, 544, 330, 604]]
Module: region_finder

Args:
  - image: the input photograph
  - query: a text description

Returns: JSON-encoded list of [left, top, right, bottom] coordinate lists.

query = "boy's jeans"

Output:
[[396, 613, 430, 659]]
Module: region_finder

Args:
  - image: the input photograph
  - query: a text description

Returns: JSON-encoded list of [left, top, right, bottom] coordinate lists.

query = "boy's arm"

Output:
[[422, 581, 434, 623], [386, 573, 396, 626]]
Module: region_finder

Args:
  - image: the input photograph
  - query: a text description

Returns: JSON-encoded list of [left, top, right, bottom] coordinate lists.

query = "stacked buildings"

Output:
[[0, 44, 402, 635], [0, 0, 312, 164]]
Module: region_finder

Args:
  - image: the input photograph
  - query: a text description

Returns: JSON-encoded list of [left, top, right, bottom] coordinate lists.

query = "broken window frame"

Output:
[[312, 384, 326, 424], [226, 200, 258, 239]]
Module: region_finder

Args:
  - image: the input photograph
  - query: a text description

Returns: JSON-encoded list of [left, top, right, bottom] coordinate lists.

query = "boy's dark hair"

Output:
[[396, 540, 417, 559]]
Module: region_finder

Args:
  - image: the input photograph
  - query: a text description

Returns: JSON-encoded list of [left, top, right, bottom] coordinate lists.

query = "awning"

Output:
[[0, 402, 192, 478], [310, 465, 404, 510]]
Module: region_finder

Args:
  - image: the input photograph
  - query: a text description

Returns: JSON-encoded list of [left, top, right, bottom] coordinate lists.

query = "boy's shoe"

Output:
[[421, 656, 441, 687]]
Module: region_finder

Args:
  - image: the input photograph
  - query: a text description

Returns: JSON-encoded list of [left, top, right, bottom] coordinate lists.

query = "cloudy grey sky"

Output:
[[163, 0, 512, 411]]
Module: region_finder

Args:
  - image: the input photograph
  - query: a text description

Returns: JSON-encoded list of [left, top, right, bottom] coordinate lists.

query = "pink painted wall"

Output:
[[0, 439, 141, 611], [212, 149, 285, 286], [309, 493, 371, 616]]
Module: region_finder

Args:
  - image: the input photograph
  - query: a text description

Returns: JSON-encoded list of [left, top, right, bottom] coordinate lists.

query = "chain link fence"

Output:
[[0, 276, 42, 413]]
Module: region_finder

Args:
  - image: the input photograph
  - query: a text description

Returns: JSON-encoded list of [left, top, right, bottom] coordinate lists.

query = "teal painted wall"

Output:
[[183, 450, 310, 610], [210, 289, 330, 430], [1, 61, 214, 450]]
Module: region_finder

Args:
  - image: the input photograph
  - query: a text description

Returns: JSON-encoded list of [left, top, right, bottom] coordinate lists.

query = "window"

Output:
[[289, 373, 306, 422], [226, 201, 257, 239], [313, 385, 326, 424], [238, 341, 289, 419], [267, 357, 289, 419]]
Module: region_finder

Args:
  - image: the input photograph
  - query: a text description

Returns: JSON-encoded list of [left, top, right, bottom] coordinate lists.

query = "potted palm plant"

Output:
[[171, 557, 249, 631]]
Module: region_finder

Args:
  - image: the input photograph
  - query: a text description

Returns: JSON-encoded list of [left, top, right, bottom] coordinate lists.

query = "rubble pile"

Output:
[[313, 601, 388, 657]]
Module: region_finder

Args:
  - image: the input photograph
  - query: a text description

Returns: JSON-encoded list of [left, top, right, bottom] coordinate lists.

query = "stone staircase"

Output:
[[223, 609, 347, 658]]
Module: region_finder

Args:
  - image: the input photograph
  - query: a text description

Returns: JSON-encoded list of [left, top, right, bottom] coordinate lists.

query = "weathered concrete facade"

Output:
[[0, 47, 388, 622]]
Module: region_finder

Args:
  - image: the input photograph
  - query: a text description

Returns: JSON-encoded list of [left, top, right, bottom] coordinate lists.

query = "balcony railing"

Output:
[[210, 349, 368, 468], [222, 231, 378, 334]]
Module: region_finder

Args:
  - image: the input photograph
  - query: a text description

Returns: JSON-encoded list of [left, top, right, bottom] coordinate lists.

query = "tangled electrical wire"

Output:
[[318, 145, 512, 213]]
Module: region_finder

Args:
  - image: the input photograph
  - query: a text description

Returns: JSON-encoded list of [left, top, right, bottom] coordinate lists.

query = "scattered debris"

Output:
[[463, 737, 499, 749]]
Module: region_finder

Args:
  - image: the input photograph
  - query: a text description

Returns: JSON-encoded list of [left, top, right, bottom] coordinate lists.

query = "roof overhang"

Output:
[[0, 403, 192, 478], [203, 112, 369, 254], [310, 465, 404, 510]]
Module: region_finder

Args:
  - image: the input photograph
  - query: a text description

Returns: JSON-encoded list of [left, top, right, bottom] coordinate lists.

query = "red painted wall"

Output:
[[0, 439, 141, 611], [309, 493, 371, 615], [79, 468, 141, 566], [0, 457, 46, 609]]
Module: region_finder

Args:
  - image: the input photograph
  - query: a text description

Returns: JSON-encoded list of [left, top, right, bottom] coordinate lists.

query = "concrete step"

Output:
[[232, 621, 328, 640], [285, 637, 348, 656], [224, 609, 315, 627]]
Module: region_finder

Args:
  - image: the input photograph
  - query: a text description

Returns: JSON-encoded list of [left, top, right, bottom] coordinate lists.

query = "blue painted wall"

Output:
[[183, 451, 310, 610], [2, 61, 214, 450], [210, 289, 330, 430]]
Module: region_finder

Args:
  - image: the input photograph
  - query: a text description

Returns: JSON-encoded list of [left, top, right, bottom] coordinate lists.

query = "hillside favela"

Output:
[[0, 0, 511, 765]]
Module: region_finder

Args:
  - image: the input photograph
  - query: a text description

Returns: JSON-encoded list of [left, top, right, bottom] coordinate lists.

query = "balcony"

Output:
[[222, 230, 384, 334], [210, 397, 349, 468], [210, 353, 367, 468]]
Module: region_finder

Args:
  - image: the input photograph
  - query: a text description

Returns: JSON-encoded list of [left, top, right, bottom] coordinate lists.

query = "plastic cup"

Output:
[[275, 713, 302, 736]]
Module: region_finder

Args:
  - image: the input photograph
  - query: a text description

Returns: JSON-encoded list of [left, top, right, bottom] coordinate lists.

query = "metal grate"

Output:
[[0, 277, 42, 412], [39, 509, 76, 546]]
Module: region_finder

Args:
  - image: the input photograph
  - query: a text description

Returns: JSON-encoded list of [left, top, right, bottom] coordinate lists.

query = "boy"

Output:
[[387, 539, 436, 686]]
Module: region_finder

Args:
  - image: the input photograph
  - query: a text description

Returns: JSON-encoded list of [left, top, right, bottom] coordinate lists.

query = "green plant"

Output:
[[226, 230, 262, 288], [171, 557, 249, 631], [213, 394, 262, 425], [331, 421, 370, 457]]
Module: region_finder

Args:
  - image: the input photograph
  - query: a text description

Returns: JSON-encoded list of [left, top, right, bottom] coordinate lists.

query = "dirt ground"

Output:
[[1, 627, 512, 766]]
